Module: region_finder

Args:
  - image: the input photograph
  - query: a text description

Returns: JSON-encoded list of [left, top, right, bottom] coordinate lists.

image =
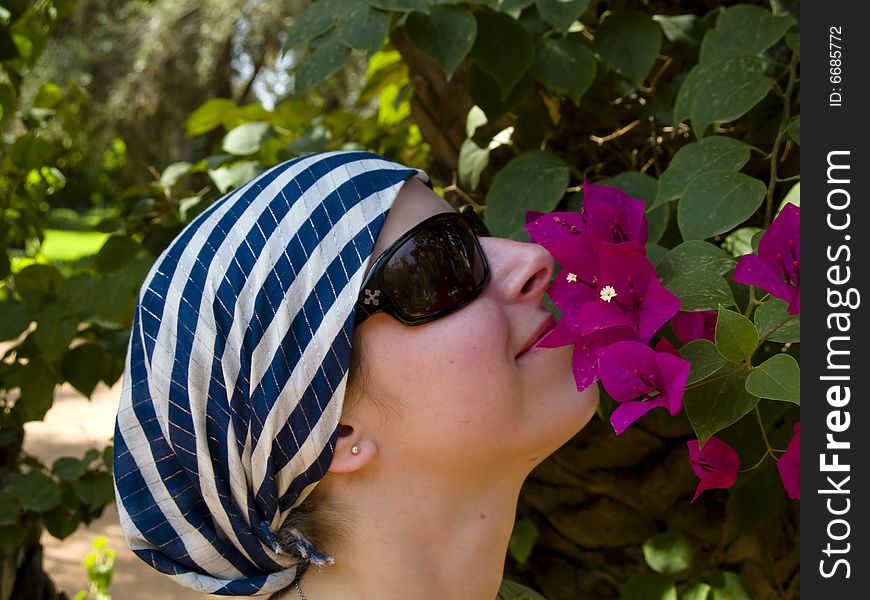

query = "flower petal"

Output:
[[776, 422, 800, 500], [610, 397, 669, 435]]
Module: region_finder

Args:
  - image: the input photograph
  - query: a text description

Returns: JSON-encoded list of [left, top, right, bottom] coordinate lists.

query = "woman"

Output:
[[113, 151, 599, 599]]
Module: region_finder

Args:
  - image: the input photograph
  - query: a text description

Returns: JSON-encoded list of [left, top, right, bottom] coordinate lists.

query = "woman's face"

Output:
[[349, 177, 599, 477]]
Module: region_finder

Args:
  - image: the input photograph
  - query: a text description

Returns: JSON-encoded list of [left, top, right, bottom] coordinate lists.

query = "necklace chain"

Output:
[[295, 580, 307, 600]]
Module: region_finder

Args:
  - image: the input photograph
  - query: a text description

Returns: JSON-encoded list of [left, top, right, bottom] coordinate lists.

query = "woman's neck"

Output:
[[290, 467, 527, 600]]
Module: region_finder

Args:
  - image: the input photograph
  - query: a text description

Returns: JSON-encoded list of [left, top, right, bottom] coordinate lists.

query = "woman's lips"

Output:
[[516, 314, 558, 358]]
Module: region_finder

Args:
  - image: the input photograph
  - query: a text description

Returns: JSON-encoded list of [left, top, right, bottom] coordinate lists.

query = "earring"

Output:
[[351, 446, 360, 455]]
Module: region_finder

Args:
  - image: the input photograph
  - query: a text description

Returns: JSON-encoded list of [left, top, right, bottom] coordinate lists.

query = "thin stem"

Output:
[[743, 285, 757, 317], [764, 53, 799, 227]]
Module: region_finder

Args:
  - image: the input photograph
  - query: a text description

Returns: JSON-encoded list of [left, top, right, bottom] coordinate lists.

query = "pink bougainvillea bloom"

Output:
[[687, 437, 740, 502], [733, 203, 800, 314], [524, 211, 595, 269], [578, 242, 681, 342], [671, 310, 718, 344], [538, 312, 635, 391], [597, 341, 690, 435], [525, 183, 647, 263], [777, 422, 800, 500], [582, 182, 649, 247]]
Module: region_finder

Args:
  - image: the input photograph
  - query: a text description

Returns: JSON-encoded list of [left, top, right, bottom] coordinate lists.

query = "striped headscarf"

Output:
[[113, 151, 430, 596]]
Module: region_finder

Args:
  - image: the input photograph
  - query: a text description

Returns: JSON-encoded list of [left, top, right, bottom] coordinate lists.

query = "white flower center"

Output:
[[599, 285, 617, 302]]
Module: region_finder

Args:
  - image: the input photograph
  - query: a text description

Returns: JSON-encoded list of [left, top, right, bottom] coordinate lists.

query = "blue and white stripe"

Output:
[[114, 151, 429, 595]]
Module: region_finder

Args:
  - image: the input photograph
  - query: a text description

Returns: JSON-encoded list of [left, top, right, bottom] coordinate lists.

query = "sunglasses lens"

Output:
[[381, 218, 486, 319]]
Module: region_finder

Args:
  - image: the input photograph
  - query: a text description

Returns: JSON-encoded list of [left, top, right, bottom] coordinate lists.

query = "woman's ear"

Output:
[[328, 423, 378, 474]]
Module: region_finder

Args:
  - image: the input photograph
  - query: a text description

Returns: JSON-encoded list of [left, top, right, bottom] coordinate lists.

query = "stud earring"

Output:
[[351, 446, 360, 455]]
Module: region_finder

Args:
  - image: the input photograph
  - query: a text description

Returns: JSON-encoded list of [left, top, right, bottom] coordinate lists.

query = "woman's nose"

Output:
[[481, 238, 555, 305]]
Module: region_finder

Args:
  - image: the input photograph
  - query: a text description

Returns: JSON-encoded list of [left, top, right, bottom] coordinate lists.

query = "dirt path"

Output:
[[23, 383, 214, 600]]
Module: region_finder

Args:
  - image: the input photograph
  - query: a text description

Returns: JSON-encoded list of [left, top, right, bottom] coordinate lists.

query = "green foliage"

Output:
[[745, 354, 800, 404], [73, 536, 115, 600], [484, 150, 569, 239], [642, 531, 693, 575]]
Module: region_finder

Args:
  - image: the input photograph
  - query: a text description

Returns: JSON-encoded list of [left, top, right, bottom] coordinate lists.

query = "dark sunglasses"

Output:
[[354, 209, 490, 327]]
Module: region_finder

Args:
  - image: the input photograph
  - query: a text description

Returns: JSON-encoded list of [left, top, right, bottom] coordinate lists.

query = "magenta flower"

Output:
[[538, 311, 635, 391], [777, 422, 800, 500], [687, 437, 740, 502], [524, 182, 647, 265], [582, 182, 648, 246], [733, 203, 800, 314], [597, 341, 690, 435], [671, 310, 717, 344], [577, 242, 681, 343]]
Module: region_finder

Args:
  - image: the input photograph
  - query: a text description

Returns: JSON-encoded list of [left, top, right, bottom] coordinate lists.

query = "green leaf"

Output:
[[95, 235, 140, 272], [665, 271, 735, 312], [33, 81, 62, 109], [42, 485, 82, 540], [62, 344, 109, 398], [407, 6, 477, 80], [778, 181, 800, 213], [619, 573, 677, 600], [708, 571, 756, 600], [531, 36, 596, 104], [369, 0, 429, 12], [655, 137, 750, 207], [753, 298, 799, 343], [221, 122, 275, 156], [7, 472, 62, 512], [295, 36, 352, 94], [677, 171, 766, 240], [684, 370, 758, 447], [787, 115, 800, 145], [470, 9, 534, 99], [675, 58, 772, 136], [458, 139, 490, 191], [745, 354, 799, 404], [52, 457, 87, 482], [185, 98, 237, 137], [0, 492, 21, 526], [721, 227, 762, 258], [699, 5, 794, 63], [9, 359, 58, 423], [209, 160, 263, 194], [15, 264, 64, 308], [0, 299, 33, 342], [680, 339, 730, 386], [335, 3, 391, 56], [682, 583, 712, 600], [285, 0, 354, 47], [657, 241, 734, 285], [160, 161, 193, 190], [643, 531, 693, 574], [535, 0, 590, 32], [485, 151, 570, 239], [715, 307, 757, 362], [34, 304, 78, 362], [468, 64, 534, 122], [508, 518, 539, 564], [73, 471, 115, 510], [596, 10, 662, 87]]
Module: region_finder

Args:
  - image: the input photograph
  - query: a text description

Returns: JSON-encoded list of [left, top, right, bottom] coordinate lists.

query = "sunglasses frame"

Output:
[[354, 210, 490, 327]]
